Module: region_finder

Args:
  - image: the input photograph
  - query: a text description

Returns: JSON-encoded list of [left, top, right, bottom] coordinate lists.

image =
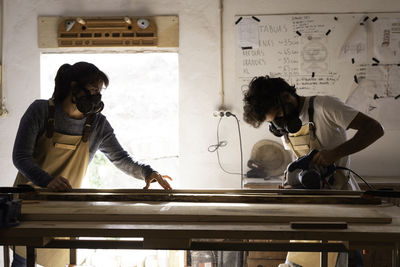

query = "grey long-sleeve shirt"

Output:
[[12, 99, 154, 187]]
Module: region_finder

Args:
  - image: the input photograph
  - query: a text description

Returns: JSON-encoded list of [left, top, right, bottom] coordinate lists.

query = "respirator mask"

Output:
[[72, 86, 104, 115], [269, 98, 302, 137]]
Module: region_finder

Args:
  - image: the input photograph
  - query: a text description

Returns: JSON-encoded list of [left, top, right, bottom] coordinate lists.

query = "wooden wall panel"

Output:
[[38, 16, 178, 48]]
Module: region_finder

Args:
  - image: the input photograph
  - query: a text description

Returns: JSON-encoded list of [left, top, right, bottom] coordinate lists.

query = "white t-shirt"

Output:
[[283, 95, 360, 190]]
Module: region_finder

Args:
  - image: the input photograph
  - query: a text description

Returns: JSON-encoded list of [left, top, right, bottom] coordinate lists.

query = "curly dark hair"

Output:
[[243, 76, 297, 128], [52, 62, 109, 103]]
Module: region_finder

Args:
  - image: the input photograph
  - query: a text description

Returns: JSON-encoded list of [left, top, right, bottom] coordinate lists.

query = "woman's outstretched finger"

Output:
[[161, 175, 173, 181]]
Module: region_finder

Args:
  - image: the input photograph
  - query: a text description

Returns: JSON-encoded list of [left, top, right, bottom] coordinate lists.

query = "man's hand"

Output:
[[143, 172, 173, 190], [47, 176, 72, 192], [312, 149, 339, 167]]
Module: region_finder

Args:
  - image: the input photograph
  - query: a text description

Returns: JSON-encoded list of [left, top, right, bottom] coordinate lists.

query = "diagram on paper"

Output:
[[346, 65, 400, 129]]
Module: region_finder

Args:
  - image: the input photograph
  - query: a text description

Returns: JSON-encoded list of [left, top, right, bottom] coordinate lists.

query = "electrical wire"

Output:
[[336, 166, 375, 190], [208, 117, 241, 176], [0, 0, 7, 117], [207, 118, 227, 152], [218, 0, 225, 107], [208, 115, 244, 186], [228, 112, 244, 188]]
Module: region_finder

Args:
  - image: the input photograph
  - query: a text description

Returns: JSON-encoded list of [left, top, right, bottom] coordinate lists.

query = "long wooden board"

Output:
[[19, 192, 380, 204], [25, 188, 365, 195], [21, 201, 392, 224], [38, 16, 178, 48], [18, 188, 381, 205]]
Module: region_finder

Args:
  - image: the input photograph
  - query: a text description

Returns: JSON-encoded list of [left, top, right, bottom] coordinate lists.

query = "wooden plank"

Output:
[[45, 239, 144, 250], [57, 17, 157, 47], [191, 241, 348, 252], [154, 16, 179, 48], [29, 188, 365, 195], [1, 204, 400, 244], [20, 201, 392, 224], [19, 192, 380, 204], [18, 188, 376, 204], [38, 17, 59, 48], [38, 16, 178, 48], [290, 221, 348, 229], [2, 237, 348, 252], [247, 250, 287, 260], [143, 237, 190, 249]]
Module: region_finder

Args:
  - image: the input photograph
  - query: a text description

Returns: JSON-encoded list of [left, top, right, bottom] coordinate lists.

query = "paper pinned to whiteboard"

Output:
[[236, 17, 260, 49], [373, 18, 400, 63], [300, 34, 330, 74], [339, 23, 368, 62], [346, 66, 400, 130]]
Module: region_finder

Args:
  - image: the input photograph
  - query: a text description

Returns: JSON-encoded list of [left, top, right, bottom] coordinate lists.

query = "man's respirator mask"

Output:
[[269, 98, 302, 137], [72, 86, 104, 115]]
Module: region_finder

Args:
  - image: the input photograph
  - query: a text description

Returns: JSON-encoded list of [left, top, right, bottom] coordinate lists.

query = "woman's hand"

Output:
[[47, 176, 72, 192], [143, 172, 173, 190]]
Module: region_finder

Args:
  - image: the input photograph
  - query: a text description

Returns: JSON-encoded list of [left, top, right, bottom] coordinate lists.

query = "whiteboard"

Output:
[[235, 13, 400, 129]]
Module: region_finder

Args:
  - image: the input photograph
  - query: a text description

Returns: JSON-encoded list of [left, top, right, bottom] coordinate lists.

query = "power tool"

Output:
[[285, 149, 336, 189]]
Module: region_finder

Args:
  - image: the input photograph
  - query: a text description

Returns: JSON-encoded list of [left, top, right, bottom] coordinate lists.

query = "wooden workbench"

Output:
[[0, 189, 399, 267]]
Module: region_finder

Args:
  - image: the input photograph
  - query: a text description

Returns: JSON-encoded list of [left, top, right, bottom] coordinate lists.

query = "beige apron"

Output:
[[284, 97, 347, 267], [284, 122, 321, 158], [285, 126, 340, 267], [13, 99, 91, 267]]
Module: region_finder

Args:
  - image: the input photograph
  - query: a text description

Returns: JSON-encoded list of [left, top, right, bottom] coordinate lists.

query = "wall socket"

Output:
[[213, 110, 232, 118]]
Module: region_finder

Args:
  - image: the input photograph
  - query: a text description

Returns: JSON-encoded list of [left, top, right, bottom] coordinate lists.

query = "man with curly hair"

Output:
[[243, 76, 384, 190], [243, 76, 384, 266]]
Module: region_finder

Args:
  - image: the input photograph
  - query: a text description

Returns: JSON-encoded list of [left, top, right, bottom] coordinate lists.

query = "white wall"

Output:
[[1, 0, 400, 193]]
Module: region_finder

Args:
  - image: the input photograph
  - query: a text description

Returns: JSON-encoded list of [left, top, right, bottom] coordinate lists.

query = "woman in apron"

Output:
[[12, 62, 172, 267], [243, 76, 384, 267]]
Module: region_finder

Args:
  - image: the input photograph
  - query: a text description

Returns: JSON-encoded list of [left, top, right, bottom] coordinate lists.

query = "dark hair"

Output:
[[243, 76, 296, 128], [53, 62, 109, 103]]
